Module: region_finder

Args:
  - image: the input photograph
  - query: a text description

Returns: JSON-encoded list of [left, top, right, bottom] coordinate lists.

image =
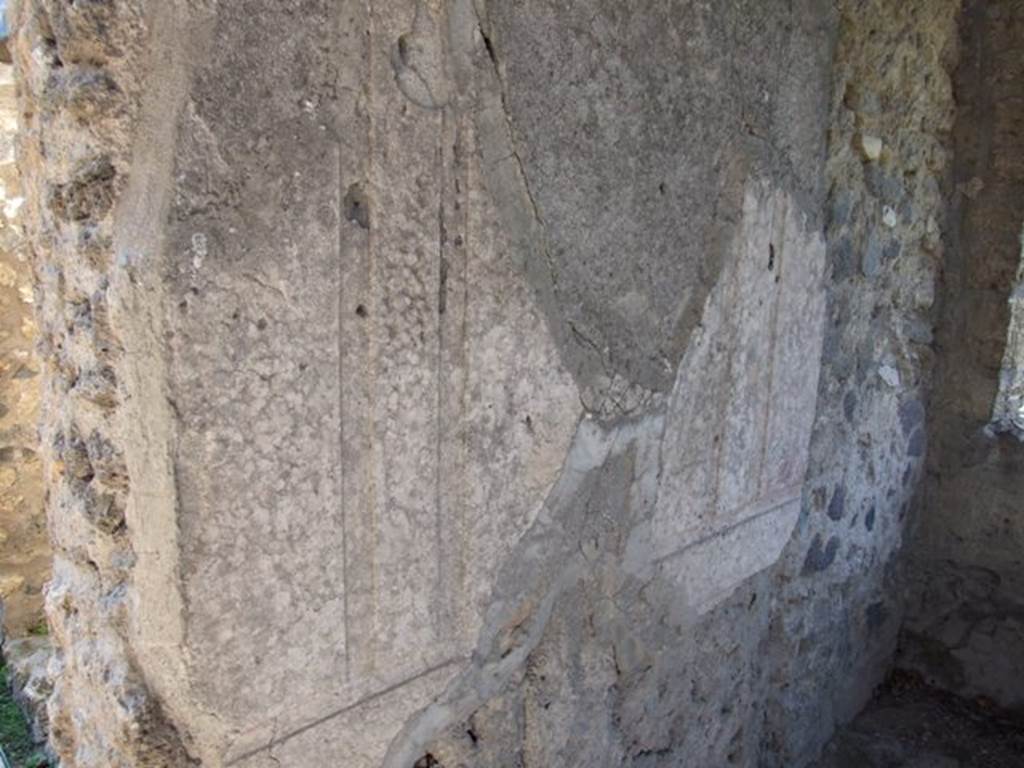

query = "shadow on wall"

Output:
[[900, 0, 1024, 713]]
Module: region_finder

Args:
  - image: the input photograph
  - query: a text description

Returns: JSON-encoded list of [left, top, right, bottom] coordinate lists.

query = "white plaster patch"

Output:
[[650, 180, 826, 609], [660, 498, 801, 615]]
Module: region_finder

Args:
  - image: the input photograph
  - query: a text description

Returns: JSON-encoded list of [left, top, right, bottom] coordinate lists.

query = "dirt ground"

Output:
[[813, 670, 1024, 768]]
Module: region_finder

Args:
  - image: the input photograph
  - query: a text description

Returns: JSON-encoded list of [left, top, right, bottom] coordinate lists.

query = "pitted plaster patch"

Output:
[[169, 1, 581, 762]]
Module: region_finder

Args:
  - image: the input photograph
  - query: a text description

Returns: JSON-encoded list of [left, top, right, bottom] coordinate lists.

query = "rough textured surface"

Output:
[[756, 2, 960, 763], [900, 0, 1024, 711], [11, 0, 199, 764], [10, 0, 1019, 767]]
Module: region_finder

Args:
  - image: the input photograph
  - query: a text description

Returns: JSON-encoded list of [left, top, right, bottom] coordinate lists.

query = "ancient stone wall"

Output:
[[900, 0, 1024, 709], [759, 1, 961, 762], [5, 1, 980, 767], [11, 0, 198, 764]]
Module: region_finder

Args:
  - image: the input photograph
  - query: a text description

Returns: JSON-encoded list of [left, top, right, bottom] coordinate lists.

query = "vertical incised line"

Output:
[[756, 193, 786, 496], [338, 135, 350, 679], [435, 108, 447, 635], [711, 216, 744, 521], [334, 0, 349, 680], [364, 0, 378, 674]]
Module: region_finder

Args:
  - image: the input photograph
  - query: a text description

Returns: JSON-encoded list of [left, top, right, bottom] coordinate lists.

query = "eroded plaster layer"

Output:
[[157, 0, 831, 759]]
